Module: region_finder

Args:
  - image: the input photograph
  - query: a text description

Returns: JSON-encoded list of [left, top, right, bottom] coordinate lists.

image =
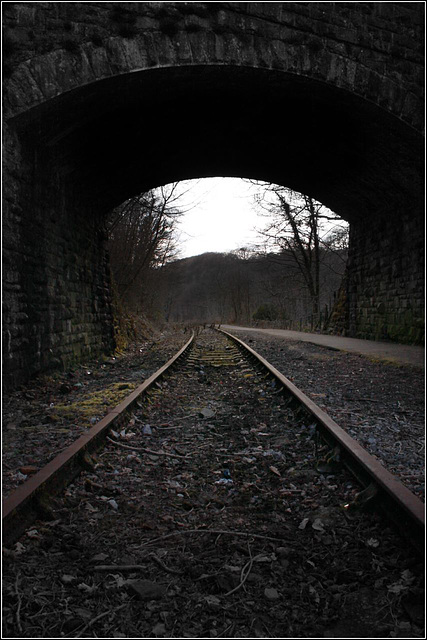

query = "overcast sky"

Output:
[[174, 178, 262, 258], [170, 177, 346, 260]]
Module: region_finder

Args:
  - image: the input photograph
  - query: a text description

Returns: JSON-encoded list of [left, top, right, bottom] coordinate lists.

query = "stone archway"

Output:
[[3, 2, 424, 387]]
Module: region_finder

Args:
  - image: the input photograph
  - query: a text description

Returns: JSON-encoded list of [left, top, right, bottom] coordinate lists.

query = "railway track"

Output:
[[3, 328, 425, 638]]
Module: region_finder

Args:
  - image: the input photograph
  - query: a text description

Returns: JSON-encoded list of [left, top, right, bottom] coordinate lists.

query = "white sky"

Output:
[[174, 178, 261, 258], [169, 177, 346, 259]]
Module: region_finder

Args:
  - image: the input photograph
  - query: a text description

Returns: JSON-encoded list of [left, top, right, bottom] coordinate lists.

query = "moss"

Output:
[[54, 381, 138, 426]]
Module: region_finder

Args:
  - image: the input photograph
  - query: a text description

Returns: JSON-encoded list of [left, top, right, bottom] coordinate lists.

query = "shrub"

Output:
[[253, 304, 279, 322]]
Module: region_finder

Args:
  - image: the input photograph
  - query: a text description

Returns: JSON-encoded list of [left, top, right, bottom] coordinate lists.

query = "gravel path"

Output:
[[222, 326, 425, 368]]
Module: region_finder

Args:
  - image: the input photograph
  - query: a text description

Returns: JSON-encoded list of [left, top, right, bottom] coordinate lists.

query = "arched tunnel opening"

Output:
[[105, 176, 350, 332], [13, 64, 423, 218], [4, 64, 424, 386]]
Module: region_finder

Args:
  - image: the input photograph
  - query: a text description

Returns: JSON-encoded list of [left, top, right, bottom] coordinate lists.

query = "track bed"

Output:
[[3, 330, 424, 638]]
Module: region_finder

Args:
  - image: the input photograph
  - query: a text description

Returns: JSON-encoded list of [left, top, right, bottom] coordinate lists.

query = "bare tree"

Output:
[[107, 183, 184, 312], [252, 183, 348, 327]]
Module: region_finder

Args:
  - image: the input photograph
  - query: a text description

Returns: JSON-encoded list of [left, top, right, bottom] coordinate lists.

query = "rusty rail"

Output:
[[219, 328, 425, 555], [3, 327, 424, 555], [2, 333, 194, 547]]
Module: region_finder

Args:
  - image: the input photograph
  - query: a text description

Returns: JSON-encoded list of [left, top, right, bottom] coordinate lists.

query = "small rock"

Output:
[[199, 407, 215, 419], [91, 552, 109, 562], [20, 465, 38, 475], [264, 587, 280, 601], [312, 517, 325, 532], [204, 595, 221, 608], [298, 517, 309, 530], [152, 622, 166, 636]]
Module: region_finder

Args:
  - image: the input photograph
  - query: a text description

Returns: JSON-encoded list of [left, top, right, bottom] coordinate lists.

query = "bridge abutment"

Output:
[[347, 207, 424, 344], [3, 124, 114, 389]]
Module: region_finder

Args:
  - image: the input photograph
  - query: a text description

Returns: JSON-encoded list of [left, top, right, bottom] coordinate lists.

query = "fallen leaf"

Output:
[[269, 465, 281, 477], [312, 518, 325, 532], [77, 582, 98, 594], [366, 538, 379, 548], [85, 502, 98, 513]]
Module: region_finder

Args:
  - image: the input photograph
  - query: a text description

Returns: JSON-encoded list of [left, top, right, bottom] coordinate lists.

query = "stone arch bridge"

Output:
[[3, 2, 424, 388]]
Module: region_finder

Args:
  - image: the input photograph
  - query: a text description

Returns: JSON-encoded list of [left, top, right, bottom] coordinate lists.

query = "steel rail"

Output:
[[2, 333, 194, 547], [219, 328, 425, 555]]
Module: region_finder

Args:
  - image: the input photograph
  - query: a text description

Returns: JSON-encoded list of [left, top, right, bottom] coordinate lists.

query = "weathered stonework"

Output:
[[347, 210, 424, 344], [2, 2, 424, 388]]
